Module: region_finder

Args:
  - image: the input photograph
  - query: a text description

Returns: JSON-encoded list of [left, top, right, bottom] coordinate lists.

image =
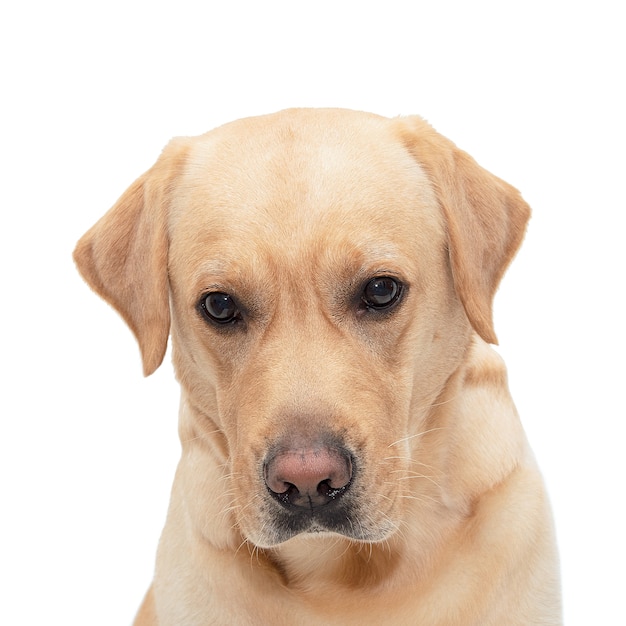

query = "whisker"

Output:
[[180, 428, 223, 444], [396, 493, 442, 506], [396, 474, 443, 489], [234, 537, 251, 558], [414, 394, 460, 412], [387, 427, 446, 448]]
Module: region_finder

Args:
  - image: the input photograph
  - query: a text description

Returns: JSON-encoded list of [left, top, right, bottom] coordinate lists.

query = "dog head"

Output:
[[74, 109, 529, 548]]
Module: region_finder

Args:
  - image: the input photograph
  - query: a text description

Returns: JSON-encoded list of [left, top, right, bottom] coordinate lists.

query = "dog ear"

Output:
[[73, 140, 188, 376], [396, 117, 531, 344]]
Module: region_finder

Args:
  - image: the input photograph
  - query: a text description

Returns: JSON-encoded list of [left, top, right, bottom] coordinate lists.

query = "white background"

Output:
[[1, 2, 624, 624]]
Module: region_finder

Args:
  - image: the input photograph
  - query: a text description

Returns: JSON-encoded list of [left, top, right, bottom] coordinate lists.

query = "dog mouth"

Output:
[[257, 486, 397, 546], [268, 499, 359, 540]]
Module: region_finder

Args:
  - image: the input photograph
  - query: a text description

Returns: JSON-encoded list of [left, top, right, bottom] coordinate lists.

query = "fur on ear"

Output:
[[73, 140, 188, 375], [395, 117, 531, 344]]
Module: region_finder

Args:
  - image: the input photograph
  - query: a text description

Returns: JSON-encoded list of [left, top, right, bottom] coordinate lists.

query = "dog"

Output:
[[74, 108, 561, 625]]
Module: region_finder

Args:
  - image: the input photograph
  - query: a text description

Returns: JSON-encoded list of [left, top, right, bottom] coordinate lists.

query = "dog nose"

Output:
[[264, 444, 352, 508]]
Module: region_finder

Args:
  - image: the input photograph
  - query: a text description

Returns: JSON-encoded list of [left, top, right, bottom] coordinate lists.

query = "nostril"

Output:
[[316, 478, 350, 501], [264, 444, 353, 509], [318, 480, 332, 497], [271, 482, 301, 507]]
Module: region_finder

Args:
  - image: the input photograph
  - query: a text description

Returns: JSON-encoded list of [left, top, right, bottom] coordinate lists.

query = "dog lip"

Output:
[[259, 492, 399, 546], [267, 497, 357, 538]]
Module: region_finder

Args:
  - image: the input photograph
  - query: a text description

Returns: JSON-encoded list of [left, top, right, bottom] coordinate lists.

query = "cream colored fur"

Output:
[[74, 109, 560, 625]]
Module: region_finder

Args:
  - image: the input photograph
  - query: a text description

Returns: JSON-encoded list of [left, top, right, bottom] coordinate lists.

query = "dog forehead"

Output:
[[167, 109, 443, 275]]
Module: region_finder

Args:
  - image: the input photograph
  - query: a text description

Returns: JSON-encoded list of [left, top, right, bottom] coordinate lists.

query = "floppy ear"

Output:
[[396, 117, 531, 344], [73, 140, 187, 376]]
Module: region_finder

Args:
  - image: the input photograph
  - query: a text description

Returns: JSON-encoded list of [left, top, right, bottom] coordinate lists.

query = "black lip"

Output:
[[269, 497, 357, 539]]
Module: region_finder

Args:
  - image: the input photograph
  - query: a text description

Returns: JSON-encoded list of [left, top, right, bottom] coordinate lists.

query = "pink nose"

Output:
[[264, 445, 352, 508]]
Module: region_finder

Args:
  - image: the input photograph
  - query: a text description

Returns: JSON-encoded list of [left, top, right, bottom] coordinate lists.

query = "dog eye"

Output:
[[360, 277, 403, 311], [199, 292, 241, 324]]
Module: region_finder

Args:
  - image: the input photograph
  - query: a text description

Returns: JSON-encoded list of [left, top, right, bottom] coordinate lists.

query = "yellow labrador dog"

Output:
[[74, 109, 561, 625]]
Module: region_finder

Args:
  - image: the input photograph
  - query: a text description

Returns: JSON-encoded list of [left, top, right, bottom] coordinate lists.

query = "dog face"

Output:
[[166, 111, 473, 547], [74, 109, 529, 550]]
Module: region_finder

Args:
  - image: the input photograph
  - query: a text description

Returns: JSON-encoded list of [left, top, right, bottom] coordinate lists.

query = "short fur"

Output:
[[74, 109, 560, 625]]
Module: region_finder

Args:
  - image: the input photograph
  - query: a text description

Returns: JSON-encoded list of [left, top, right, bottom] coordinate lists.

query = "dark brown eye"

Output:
[[361, 277, 403, 311], [199, 292, 240, 324]]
